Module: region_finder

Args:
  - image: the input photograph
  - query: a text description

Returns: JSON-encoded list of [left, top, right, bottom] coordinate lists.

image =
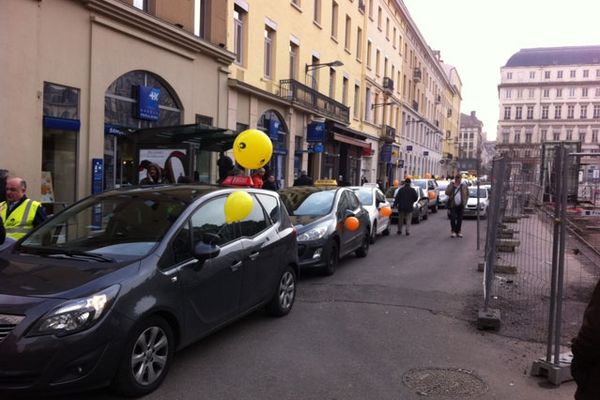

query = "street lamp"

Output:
[[305, 60, 344, 73]]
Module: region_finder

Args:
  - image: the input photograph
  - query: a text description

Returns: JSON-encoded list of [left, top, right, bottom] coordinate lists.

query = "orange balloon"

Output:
[[393, 179, 399, 187], [380, 206, 392, 217], [344, 216, 360, 231]]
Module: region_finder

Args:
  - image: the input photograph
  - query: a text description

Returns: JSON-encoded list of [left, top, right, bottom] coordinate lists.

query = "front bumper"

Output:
[[297, 239, 329, 268], [464, 206, 486, 217]]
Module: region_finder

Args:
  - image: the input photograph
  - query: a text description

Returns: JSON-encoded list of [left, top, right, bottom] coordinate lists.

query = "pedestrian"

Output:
[[262, 174, 279, 191], [392, 178, 418, 236], [1, 177, 47, 240], [445, 173, 468, 238], [361, 175, 368, 185], [140, 163, 164, 184], [251, 168, 265, 188], [572, 277, 600, 400], [216, 151, 234, 184], [293, 170, 313, 186]]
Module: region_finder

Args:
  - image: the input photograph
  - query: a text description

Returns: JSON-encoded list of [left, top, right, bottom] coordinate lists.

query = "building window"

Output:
[[597, 69, 600, 78], [356, 27, 362, 60], [504, 106, 511, 120], [515, 106, 522, 120], [313, 0, 321, 24], [525, 132, 532, 143], [593, 130, 599, 142], [542, 105, 549, 119], [569, 87, 576, 97], [507, 72, 513, 79], [289, 42, 298, 80], [514, 131, 521, 143], [502, 132, 509, 144], [543, 89, 550, 97], [505, 89, 512, 99], [375, 49, 380, 77], [365, 87, 372, 121], [384, 57, 388, 77], [194, 0, 206, 38], [581, 105, 588, 119], [580, 131, 587, 143], [233, 5, 246, 65], [530, 71, 536, 79], [529, 89, 535, 98], [566, 129, 573, 140], [584, 70, 590, 78], [594, 105, 600, 118], [342, 77, 349, 105], [556, 88, 562, 98], [344, 15, 351, 50], [567, 105, 574, 119], [570, 70, 576, 78], [527, 106, 534, 119], [554, 105, 562, 119], [517, 89, 523, 98], [545, 71, 551, 79], [329, 68, 336, 98], [331, 1, 338, 39], [393, 27, 397, 47], [264, 27, 275, 79], [377, 7, 382, 29], [368, 0, 373, 18], [541, 129, 548, 141], [557, 70, 563, 79], [596, 87, 600, 97], [354, 84, 360, 118], [133, 0, 149, 11], [386, 17, 390, 39], [553, 131, 560, 141], [582, 87, 589, 97]]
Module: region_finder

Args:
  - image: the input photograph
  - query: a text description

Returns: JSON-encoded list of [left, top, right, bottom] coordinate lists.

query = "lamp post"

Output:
[[305, 60, 344, 89]]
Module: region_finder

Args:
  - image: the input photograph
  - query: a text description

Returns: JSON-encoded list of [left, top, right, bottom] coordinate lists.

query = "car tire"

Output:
[[382, 225, 390, 236], [423, 210, 429, 220], [370, 222, 377, 244], [432, 203, 438, 213], [266, 265, 296, 317], [113, 316, 174, 398], [355, 231, 370, 258], [322, 241, 339, 276]]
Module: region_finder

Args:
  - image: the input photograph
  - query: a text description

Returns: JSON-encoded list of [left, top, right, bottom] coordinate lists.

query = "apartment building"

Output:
[[458, 111, 485, 173], [497, 46, 600, 181]]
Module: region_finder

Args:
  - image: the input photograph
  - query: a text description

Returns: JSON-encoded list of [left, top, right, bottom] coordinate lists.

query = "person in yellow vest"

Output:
[[1, 177, 47, 240]]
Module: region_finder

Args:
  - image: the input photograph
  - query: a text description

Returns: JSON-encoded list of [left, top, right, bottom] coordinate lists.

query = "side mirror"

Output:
[[343, 209, 356, 219], [193, 242, 220, 261]]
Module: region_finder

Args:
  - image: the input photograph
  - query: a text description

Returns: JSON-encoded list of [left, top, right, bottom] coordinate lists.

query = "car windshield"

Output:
[[469, 188, 488, 198], [352, 188, 373, 206], [437, 181, 450, 190], [20, 192, 188, 258], [413, 181, 427, 189], [279, 189, 336, 216]]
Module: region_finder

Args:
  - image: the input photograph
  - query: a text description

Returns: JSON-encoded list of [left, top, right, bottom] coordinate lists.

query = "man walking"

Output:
[[1, 177, 47, 240], [445, 174, 468, 238], [393, 178, 418, 236]]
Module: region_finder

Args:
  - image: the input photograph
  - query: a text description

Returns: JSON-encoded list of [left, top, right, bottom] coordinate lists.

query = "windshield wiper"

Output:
[[20, 247, 114, 263]]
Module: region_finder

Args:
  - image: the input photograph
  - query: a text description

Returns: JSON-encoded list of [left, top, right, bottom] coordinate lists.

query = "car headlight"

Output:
[[28, 285, 120, 337], [297, 225, 329, 242]]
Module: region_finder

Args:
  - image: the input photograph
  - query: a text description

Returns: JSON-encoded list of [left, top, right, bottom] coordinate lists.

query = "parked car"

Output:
[[385, 186, 429, 224], [0, 185, 298, 398], [279, 186, 370, 276], [412, 179, 439, 212], [436, 180, 451, 208], [349, 186, 391, 243], [464, 186, 490, 218]]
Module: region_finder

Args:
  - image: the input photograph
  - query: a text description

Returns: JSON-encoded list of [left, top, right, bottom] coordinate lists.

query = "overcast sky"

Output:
[[402, 0, 600, 140]]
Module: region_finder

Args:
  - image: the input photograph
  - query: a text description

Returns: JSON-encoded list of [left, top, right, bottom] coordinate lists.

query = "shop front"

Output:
[[321, 122, 371, 186], [258, 110, 289, 188]]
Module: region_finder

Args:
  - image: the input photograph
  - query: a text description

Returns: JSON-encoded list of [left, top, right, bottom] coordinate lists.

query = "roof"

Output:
[[505, 46, 600, 67]]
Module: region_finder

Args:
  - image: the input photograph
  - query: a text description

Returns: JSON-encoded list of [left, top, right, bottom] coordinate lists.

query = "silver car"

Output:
[[350, 186, 392, 243]]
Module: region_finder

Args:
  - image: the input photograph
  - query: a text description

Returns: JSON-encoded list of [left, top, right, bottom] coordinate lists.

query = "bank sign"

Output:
[[137, 86, 161, 121]]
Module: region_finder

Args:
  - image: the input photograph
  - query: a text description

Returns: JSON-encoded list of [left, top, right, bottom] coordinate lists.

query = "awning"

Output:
[[327, 121, 368, 139], [333, 133, 371, 149], [129, 123, 237, 152]]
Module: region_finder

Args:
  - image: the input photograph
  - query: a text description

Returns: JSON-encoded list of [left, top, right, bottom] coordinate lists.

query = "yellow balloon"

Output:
[[224, 191, 253, 223], [233, 129, 273, 170]]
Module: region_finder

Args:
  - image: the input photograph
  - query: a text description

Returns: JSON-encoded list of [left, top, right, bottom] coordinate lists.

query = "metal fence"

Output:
[[481, 145, 600, 385]]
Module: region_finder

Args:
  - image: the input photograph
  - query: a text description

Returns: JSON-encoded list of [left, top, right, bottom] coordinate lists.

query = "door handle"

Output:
[[230, 260, 242, 271], [248, 252, 260, 261]]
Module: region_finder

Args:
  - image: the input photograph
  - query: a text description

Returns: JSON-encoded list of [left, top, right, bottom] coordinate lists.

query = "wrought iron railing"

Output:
[[279, 79, 350, 124]]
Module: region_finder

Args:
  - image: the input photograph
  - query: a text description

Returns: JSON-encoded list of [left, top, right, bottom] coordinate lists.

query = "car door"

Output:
[[237, 192, 281, 311], [336, 191, 355, 256], [165, 195, 245, 334], [375, 189, 390, 234], [345, 190, 368, 250]]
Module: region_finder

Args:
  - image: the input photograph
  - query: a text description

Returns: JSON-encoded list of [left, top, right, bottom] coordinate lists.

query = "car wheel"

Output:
[[432, 203, 438, 213], [355, 231, 370, 258], [322, 241, 339, 276], [370, 222, 377, 244], [382, 224, 390, 236], [423, 210, 429, 220], [113, 316, 174, 397], [266, 265, 296, 317]]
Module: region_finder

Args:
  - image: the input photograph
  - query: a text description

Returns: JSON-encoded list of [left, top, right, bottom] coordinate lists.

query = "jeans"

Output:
[[449, 206, 464, 234], [397, 211, 412, 233]]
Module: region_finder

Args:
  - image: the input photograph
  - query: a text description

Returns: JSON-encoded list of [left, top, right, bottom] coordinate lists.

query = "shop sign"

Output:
[[268, 119, 281, 140], [104, 124, 129, 137], [137, 86, 161, 121], [307, 122, 326, 142], [398, 159, 405, 168], [380, 144, 392, 163], [406, 145, 413, 152]]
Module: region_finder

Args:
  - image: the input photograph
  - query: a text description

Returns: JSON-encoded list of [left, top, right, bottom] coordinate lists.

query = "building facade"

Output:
[[458, 111, 484, 173], [497, 46, 600, 182]]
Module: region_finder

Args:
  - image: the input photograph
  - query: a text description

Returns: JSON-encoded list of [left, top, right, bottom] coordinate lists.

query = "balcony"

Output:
[[382, 77, 394, 94], [413, 68, 422, 82], [384, 125, 396, 143], [280, 79, 350, 124]]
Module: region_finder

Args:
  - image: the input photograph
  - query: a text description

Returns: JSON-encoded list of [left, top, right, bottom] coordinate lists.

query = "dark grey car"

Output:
[[0, 185, 298, 398]]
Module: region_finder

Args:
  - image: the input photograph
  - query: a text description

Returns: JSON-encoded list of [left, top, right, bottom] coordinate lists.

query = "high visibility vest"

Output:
[[0, 199, 41, 240]]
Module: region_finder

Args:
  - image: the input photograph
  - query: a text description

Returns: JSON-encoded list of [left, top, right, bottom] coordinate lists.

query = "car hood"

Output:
[[467, 197, 488, 206], [289, 215, 332, 232], [0, 253, 136, 298]]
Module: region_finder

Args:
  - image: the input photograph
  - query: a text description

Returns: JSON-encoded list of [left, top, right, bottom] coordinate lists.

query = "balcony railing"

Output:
[[280, 79, 350, 124], [384, 125, 396, 142]]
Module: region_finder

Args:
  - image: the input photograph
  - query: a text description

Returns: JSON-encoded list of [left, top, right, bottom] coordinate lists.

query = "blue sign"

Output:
[[137, 86, 161, 121], [398, 159, 405, 168], [104, 124, 129, 137], [91, 158, 103, 195], [406, 145, 413, 152], [313, 143, 324, 153], [307, 122, 326, 142], [380, 144, 392, 163], [268, 119, 281, 140]]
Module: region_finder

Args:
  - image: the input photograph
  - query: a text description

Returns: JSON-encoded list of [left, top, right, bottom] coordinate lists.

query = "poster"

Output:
[[138, 149, 187, 184], [41, 171, 55, 203]]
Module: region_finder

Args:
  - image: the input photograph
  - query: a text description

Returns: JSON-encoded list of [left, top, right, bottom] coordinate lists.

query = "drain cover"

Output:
[[402, 367, 488, 397]]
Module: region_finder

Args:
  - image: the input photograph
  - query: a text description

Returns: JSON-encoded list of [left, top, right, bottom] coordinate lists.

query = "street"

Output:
[[62, 212, 575, 400]]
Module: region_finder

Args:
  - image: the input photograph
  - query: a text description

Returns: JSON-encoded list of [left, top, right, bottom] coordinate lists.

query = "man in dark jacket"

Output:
[[293, 170, 313, 186], [572, 278, 600, 400], [392, 178, 418, 236], [445, 174, 469, 238]]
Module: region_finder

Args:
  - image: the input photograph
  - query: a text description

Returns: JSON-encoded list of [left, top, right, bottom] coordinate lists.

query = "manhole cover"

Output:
[[402, 367, 488, 397]]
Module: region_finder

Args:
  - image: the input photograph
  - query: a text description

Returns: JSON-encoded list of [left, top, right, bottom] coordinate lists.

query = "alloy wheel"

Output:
[[130, 326, 169, 387]]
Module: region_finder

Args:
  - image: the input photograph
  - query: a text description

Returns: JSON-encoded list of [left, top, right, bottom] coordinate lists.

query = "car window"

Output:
[[239, 194, 269, 237], [352, 188, 373, 206], [413, 181, 426, 189], [375, 189, 386, 203], [190, 196, 239, 247], [469, 188, 488, 198], [281, 190, 335, 216], [337, 191, 350, 214], [256, 193, 280, 224], [347, 191, 361, 209]]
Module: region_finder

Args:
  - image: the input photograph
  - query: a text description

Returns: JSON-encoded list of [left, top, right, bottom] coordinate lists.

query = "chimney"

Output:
[[470, 111, 476, 117]]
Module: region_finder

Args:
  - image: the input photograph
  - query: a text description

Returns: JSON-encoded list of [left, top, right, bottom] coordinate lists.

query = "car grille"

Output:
[[0, 314, 25, 345]]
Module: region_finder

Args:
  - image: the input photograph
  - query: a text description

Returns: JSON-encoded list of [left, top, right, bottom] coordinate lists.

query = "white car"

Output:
[[436, 180, 451, 208], [464, 186, 490, 218], [350, 186, 391, 243]]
